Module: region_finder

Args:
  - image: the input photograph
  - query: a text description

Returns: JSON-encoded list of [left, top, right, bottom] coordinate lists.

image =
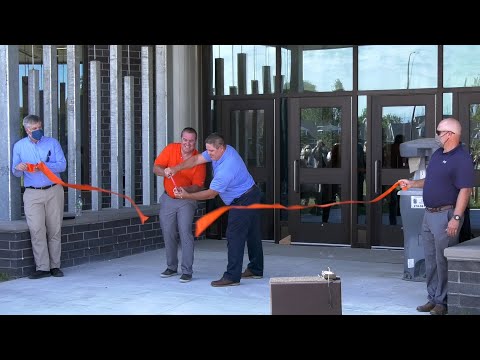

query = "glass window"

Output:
[[300, 183, 342, 224], [469, 104, 480, 237], [443, 93, 452, 119], [444, 45, 480, 88], [212, 45, 276, 96], [281, 46, 352, 93], [358, 45, 437, 90], [381, 105, 425, 169], [281, 47, 292, 93], [300, 106, 341, 169], [469, 102, 480, 171], [303, 46, 352, 92]]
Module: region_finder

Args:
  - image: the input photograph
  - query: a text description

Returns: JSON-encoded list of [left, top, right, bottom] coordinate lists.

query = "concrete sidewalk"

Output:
[[0, 239, 427, 315]]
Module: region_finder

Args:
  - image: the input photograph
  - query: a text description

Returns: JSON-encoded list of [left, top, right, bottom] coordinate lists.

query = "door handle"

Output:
[[374, 160, 380, 194], [293, 159, 299, 193]]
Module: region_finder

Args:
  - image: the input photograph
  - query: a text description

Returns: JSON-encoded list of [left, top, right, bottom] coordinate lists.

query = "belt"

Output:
[[425, 205, 454, 213], [26, 184, 55, 190], [232, 185, 257, 203]]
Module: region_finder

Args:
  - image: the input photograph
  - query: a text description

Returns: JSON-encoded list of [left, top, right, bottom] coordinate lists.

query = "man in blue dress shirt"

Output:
[[12, 115, 67, 279], [165, 133, 264, 287]]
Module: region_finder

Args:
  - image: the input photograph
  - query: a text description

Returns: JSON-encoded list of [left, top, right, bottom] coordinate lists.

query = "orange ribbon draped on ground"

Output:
[[27, 162, 149, 224], [194, 182, 403, 237]]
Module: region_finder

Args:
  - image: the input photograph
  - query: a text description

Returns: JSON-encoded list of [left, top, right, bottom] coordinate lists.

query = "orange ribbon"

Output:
[[27, 162, 149, 224], [194, 181, 403, 237]]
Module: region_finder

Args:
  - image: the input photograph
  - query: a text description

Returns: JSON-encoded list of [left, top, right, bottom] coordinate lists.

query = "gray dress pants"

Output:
[[422, 209, 462, 306], [159, 192, 197, 275]]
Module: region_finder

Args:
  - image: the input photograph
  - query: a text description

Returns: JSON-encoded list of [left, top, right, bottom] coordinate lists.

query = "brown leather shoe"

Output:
[[416, 302, 436, 312], [430, 304, 448, 315], [241, 268, 263, 279], [211, 277, 240, 287]]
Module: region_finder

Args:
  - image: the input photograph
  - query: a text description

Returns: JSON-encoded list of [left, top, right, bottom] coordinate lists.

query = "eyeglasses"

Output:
[[436, 130, 455, 136]]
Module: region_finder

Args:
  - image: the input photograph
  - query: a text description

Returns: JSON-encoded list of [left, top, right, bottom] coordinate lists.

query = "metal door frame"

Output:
[[287, 96, 352, 244], [368, 94, 436, 247]]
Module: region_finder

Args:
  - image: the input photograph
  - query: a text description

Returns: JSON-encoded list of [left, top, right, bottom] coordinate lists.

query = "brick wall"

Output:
[[447, 260, 480, 315], [445, 238, 480, 315], [0, 204, 206, 279]]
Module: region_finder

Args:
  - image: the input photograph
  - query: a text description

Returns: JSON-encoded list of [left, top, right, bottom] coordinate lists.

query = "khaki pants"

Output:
[[23, 184, 64, 271]]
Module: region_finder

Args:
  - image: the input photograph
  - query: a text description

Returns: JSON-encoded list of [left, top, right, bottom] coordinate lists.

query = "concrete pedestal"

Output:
[[270, 276, 342, 315]]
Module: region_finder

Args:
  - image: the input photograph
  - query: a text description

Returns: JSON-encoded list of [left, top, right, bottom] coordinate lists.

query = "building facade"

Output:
[[1, 45, 480, 277]]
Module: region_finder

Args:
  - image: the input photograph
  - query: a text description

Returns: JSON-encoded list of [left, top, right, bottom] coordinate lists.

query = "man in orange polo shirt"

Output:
[[153, 127, 206, 282]]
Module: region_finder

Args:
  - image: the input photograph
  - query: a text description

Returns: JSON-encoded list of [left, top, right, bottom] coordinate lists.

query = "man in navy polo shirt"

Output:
[[165, 133, 263, 287], [399, 118, 474, 315]]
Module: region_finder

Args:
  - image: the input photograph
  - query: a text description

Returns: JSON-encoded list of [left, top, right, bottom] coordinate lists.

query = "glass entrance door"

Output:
[[288, 96, 351, 244], [219, 99, 275, 240], [457, 92, 480, 238], [369, 95, 436, 247]]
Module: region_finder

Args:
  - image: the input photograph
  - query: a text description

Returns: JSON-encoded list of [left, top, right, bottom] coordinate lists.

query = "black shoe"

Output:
[[28, 270, 51, 279], [179, 274, 192, 283], [50, 268, 64, 277], [160, 268, 178, 278]]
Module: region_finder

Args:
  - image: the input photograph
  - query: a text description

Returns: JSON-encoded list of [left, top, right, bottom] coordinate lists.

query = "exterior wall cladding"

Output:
[[89, 45, 141, 208], [448, 259, 480, 315], [0, 45, 205, 279], [0, 216, 163, 278]]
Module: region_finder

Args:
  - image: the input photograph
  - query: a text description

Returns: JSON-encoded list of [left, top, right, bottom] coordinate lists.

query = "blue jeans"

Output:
[[223, 186, 263, 282]]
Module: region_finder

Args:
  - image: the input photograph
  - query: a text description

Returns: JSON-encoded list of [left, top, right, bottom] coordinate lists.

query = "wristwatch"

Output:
[[453, 214, 462, 221]]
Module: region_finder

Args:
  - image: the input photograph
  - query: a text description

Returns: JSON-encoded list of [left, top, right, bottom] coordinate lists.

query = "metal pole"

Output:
[[407, 51, 417, 90], [142, 46, 154, 205], [0, 45, 21, 220], [407, 51, 418, 140], [110, 45, 123, 208], [67, 45, 81, 213]]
